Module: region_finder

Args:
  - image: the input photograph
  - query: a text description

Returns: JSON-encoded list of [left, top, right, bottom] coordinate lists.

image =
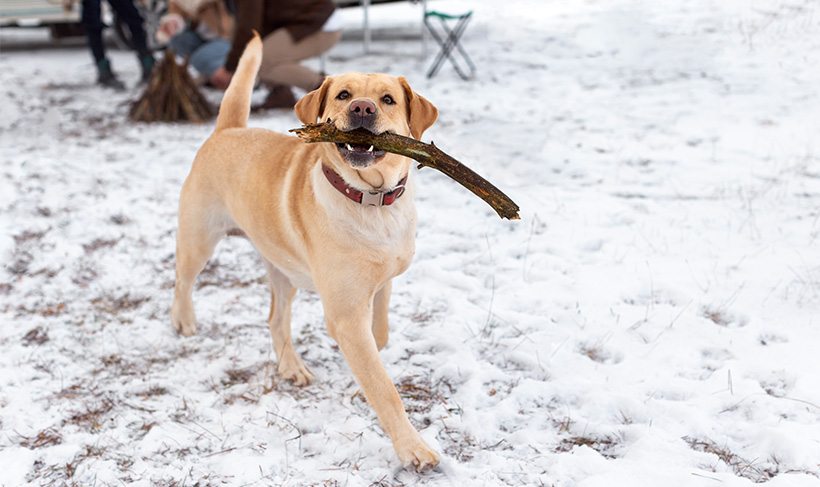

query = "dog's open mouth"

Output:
[[336, 142, 387, 167]]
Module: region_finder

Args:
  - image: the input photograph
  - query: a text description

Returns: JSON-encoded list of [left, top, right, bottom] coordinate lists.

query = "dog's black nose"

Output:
[[350, 100, 376, 117]]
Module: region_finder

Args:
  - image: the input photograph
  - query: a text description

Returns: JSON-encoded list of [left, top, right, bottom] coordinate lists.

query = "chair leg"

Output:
[[425, 13, 475, 80], [441, 16, 475, 80], [424, 17, 447, 78]]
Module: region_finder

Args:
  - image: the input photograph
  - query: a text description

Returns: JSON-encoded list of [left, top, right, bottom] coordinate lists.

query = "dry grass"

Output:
[[82, 237, 120, 253], [555, 435, 619, 459], [25, 443, 108, 486], [703, 307, 732, 326], [64, 397, 116, 433], [13, 229, 48, 245], [9, 229, 47, 277], [579, 343, 608, 363], [71, 262, 99, 287], [194, 259, 267, 290], [15, 301, 68, 317], [22, 326, 49, 346], [701, 306, 748, 327], [439, 422, 478, 462], [137, 386, 169, 399], [396, 374, 450, 415], [222, 365, 259, 387], [686, 437, 778, 483], [17, 428, 63, 449], [211, 362, 272, 404], [369, 476, 406, 487], [90, 293, 150, 314]]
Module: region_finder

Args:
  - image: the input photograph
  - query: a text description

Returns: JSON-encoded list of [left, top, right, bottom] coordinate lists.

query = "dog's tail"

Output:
[[214, 33, 262, 133]]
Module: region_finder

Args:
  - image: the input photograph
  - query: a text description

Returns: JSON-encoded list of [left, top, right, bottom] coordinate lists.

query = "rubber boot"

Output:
[[96, 58, 126, 90], [252, 84, 297, 111], [138, 52, 156, 83]]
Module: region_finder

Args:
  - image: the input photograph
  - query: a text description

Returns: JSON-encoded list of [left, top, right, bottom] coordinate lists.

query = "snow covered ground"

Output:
[[1, 0, 819, 485]]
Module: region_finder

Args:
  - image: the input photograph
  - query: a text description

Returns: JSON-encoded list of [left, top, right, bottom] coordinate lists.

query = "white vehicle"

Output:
[[0, 0, 167, 50]]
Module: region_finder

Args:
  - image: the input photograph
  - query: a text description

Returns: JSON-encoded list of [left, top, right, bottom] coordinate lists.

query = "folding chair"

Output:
[[424, 10, 476, 80]]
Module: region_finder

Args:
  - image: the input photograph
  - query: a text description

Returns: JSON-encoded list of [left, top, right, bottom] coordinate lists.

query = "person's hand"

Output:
[[210, 66, 233, 90], [156, 13, 184, 43]]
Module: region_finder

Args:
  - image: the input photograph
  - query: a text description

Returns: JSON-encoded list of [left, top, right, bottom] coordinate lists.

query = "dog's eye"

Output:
[[382, 95, 395, 105], [336, 90, 350, 100]]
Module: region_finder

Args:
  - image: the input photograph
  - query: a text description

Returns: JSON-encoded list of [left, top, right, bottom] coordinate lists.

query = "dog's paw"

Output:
[[277, 349, 314, 386], [396, 436, 440, 472], [170, 300, 197, 336], [171, 316, 197, 337]]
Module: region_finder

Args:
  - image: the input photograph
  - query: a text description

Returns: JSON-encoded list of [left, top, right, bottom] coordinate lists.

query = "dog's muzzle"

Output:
[[336, 142, 387, 167]]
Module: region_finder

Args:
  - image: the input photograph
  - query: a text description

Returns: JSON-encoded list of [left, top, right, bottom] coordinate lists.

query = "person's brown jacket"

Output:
[[225, 0, 336, 72]]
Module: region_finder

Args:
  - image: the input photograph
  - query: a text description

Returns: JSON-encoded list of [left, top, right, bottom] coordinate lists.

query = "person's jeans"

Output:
[[169, 30, 231, 78]]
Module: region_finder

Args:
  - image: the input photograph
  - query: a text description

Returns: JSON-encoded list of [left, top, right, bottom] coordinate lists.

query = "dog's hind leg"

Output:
[[171, 199, 225, 336], [372, 280, 391, 350], [262, 259, 314, 386]]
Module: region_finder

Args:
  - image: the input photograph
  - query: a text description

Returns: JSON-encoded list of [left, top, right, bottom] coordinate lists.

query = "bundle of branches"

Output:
[[130, 50, 215, 123], [290, 122, 521, 220]]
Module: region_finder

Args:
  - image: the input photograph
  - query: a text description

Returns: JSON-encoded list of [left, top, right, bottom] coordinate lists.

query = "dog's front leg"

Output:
[[324, 298, 439, 471], [262, 259, 314, 386], [372, 280, 391, 350]]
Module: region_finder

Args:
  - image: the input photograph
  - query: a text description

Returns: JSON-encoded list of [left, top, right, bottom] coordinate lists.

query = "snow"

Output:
[[1, 0, 819, 485]]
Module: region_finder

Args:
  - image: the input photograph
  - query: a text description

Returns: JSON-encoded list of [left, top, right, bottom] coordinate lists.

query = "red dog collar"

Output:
[[322, 164, 408, 207]]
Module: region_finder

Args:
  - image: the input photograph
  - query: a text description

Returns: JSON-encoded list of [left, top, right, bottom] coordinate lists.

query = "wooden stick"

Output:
[[290, 122, 520, 220]]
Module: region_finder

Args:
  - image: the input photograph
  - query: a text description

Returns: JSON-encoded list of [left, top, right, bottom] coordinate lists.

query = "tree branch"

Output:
[[290, 122, 520, 220]]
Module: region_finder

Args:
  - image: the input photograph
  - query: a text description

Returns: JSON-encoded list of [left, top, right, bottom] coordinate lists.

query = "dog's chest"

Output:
[[268, 223, 414, 293]]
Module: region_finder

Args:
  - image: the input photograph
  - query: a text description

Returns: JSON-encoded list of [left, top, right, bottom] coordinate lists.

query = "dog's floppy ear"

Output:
[[399, 77, 438, 140], [295, 77, 332, 124]]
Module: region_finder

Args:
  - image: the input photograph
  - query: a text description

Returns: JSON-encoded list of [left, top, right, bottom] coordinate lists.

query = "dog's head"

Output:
[[295, 73, 437, 188]]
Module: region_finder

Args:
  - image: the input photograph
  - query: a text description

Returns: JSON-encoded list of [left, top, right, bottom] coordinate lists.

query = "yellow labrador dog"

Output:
[[171, 35, 439, 470]]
